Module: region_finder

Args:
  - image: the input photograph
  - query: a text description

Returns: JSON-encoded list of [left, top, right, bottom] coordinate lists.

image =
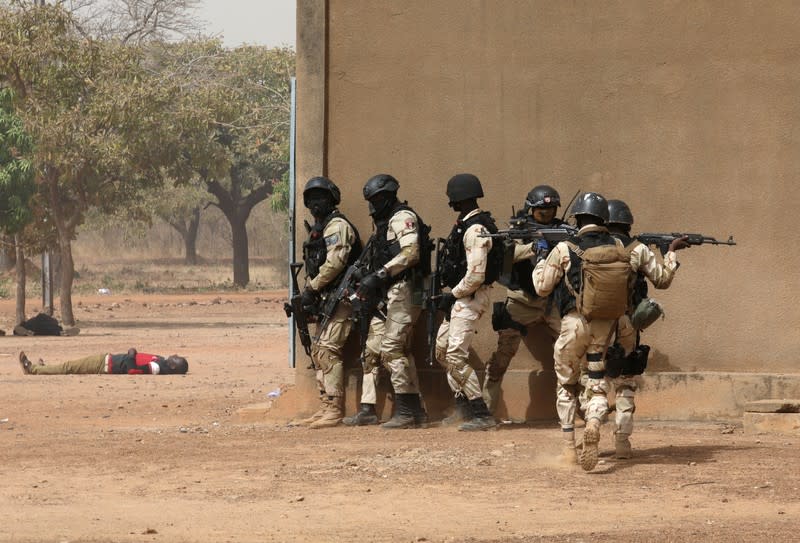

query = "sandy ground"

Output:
[[1, 290, 799, 543]]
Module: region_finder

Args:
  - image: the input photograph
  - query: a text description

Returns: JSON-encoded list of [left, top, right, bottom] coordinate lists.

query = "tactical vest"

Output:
[[302, 211, 363, 292], [369, 203, 432, 282], [505, 217, 568, 297], [613, 232, 648, 310], [439, 211, 502, 289], [554, 230, 628, 318]]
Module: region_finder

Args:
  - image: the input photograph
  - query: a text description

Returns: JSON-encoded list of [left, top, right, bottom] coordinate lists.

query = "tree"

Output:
[[0, 86, 35, 321], [194, 45, 294, 287], [143, 40, 294, 286], [0, 4, 188, 324]]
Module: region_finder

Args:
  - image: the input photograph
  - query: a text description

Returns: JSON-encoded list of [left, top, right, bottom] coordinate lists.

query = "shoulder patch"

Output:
[[324, 233, 340, 247]]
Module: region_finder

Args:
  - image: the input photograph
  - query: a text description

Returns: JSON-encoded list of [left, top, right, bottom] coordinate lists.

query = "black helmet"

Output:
[[446, 173, 484, 205], [569, 192, 609, 224], [363, 174, 399, 200], [525, 184, 561, 210], [303, 176, 341, 205], [607, 199, 634, 225]]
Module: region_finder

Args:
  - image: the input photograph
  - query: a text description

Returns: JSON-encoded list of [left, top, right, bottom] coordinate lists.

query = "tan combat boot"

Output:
[[614, 433, 632, 459], [559, 430, 578, 465], [289, 396, 327, 427], [309, 396, 344, 429], [580, 418, 601, 471]]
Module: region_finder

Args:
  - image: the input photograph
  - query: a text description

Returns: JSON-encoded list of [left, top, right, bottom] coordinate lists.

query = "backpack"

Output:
[[564, 240, 632, 320]]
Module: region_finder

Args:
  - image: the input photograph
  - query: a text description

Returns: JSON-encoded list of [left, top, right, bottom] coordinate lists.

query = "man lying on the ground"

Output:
[[19, 349, 189, 375]]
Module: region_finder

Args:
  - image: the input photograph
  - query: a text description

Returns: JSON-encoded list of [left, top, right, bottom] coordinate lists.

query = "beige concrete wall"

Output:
[[295, 0, 800, 417]]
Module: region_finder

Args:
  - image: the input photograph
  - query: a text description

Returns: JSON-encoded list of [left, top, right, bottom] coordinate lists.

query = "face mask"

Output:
[[368, 194, 394, 219], [305, 196, 333, 219]]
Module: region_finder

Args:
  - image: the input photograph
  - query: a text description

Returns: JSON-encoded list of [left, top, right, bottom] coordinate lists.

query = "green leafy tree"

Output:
[[0, 87, 34, 235], [151, 40, 294, 286], [0, 4, 189, 324], [0, 85, 35, 321]]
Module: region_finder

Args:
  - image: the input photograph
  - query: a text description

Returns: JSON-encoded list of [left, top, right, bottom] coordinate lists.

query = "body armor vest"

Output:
[[507, 217, 568, 297], [440, 211, 501, 289], [369, 203, 431, 282], [302, 211, 362, 292], [554, 230, 620, 318], [612, 232, 648, 310]]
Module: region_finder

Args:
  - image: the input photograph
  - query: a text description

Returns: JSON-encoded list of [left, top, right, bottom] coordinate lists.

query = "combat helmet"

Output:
[[303, 176, 341, 206], [525, 184, 561, 210], [607, 199, 634, 226], [569, 192, 609, 224], [446, 173, 484, 205]]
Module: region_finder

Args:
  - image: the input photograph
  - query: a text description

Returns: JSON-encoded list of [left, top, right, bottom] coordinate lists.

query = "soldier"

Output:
[[483, 184, 565, 415], [435, 173, 502, 431], [606, 199, 688, 458], [291, 176, 362, 429], [533, 192, 634, 470], [343, 174, 429, 429]]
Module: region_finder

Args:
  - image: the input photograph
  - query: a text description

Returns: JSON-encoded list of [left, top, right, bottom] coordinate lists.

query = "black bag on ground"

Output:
[[15, 313, 64, 336]]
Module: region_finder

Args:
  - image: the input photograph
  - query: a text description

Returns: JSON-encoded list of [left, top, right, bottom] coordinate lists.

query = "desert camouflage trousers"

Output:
[[435, 285, 491, 400], [485, 289, 561, 383], [311, 302, 353, 397], [611, 314, 638, 436], [359, 280, 422, 404], [554, 311, 615, 430]]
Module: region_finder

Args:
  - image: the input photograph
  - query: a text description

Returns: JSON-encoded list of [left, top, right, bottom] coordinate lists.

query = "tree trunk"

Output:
[[166, 207, 202, 266], [231, 214, 249, 287], [184, 207, 200, 265], [45, 169, 76, 326], [57, 233, 76, 326], [14, 235, 25, 324]]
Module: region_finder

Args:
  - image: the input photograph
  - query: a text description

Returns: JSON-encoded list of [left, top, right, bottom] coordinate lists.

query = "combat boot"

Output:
[[342, 403, 380, 426], [414, 395, 429, 429], [482, 378, 502, 415], [309, 396, 344, 429], [614, 433, 632, 459], [381, 393, 417, 429], [580, 418, 602, 471], [459, 398, 497, 431], [289, 396, 327, 426], [559, 429, 578, 465], [441, 395, 472, 426]]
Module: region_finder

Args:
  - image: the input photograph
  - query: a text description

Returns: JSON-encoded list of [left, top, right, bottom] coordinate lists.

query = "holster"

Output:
[[606, 343, 649, 378], [491, 301, 528, 336]]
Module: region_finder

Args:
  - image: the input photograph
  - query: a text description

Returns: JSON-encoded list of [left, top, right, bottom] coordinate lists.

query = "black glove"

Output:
[[357, 269, 388, 298], [300, 287, 318, 310], [437, 292, 456, 312]]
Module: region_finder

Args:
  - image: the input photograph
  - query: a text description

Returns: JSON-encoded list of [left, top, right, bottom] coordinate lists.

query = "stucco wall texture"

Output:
[[297, 1, 800, 386]]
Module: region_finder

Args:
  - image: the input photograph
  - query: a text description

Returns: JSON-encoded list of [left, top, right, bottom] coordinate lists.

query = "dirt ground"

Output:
[[1, 290, 799, 543]]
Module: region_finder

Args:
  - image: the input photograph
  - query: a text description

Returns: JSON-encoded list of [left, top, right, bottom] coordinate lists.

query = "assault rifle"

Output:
[[636, 233, 737, 256], [284, 262, 313, 363], [424, 238, 445, 365], [316, 237, 374, 340], [480, 223, 579, 245]]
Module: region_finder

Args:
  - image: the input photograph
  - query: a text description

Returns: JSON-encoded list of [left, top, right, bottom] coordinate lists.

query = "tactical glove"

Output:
[[300, 287, 319, 311], [437, 292, 456, 313], [357, 269, 388, 299]]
